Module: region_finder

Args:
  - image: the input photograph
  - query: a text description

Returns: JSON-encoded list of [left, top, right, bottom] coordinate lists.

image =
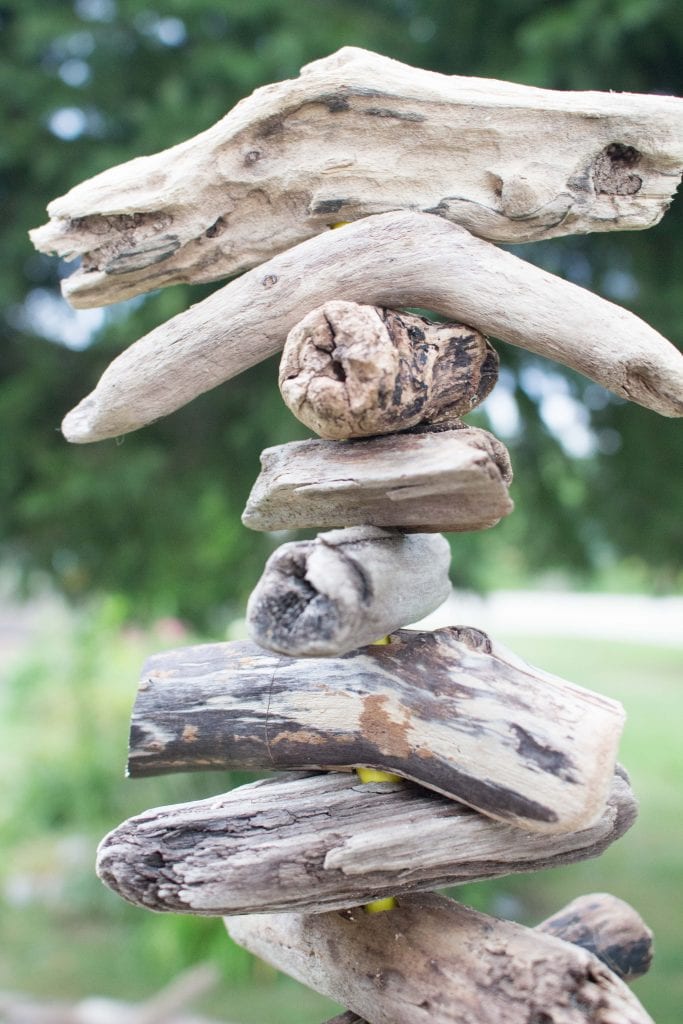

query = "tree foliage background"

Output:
[[2, 0, 682, 628]]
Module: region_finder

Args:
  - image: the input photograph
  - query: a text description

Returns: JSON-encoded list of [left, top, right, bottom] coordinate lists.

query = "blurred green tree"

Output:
[[1, 0, 681, 627]]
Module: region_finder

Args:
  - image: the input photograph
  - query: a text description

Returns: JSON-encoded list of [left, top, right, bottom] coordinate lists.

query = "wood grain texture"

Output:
[[30, 47, 683, 308], [127, 625, 625, 834], [57, 211, 683, 444], [96, 769, 636, 917], [241, 426, 513, 534], [538, 893, 653, 983], [226, 891, 653, 1024], [279, 302, 498, 439], [246, 527, 452, 657]]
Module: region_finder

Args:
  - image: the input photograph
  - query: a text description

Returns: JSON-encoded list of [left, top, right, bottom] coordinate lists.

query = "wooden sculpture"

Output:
[[31, 47, 683, 1024]]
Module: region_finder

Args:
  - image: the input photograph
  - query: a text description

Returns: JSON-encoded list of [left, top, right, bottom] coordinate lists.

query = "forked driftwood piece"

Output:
[[96, 769, 636, 916], [241, 426, 513, 533], [226, 892, 654, 1024], [246, 527, 452, 657], [316, 894, 653, 1024], [30, 47, 683, 308], [539, 893, 653, 983], [128, 625, 625, 834], [57, 211, 683, 443], [279, 302, 498, 439]]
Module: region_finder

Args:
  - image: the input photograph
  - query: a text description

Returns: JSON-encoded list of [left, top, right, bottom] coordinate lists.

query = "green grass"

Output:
[[0, 609, 680, 1022]]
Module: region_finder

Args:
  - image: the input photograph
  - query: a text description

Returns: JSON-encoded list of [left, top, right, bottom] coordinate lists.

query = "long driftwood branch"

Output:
[[316, 893, 653, 1024], [226, 891, 654, 1024], [241, 427, 513, 534], [279, 302, 499, 439], [96, 769, 636, 917], [30, 47, 683, 308], [127, 625, 625, 834], [246, 527, 452, 657], [57, 211, 683, 443]]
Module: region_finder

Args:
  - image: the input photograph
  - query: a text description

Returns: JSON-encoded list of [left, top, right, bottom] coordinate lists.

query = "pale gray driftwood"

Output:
[[30, 47, 683, 308], [539, 893, 653, 983], [246, 527, 452, 657], [57, 212, 683, 444], [316, 893, 654, 1024], [279, 302, 498, 439], [96, 769, 636, 917], [127, 625, 625, 834], [226, 892, 653, 1024], [241, 426, 513, 534]]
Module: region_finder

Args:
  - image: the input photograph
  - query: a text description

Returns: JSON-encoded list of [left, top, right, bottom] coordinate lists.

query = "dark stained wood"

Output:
[[127, 626, 625, 834], [96, 769, 636, 916]]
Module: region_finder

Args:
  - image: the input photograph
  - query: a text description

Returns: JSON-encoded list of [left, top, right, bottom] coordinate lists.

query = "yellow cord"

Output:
[[330, 220, 350, 229]]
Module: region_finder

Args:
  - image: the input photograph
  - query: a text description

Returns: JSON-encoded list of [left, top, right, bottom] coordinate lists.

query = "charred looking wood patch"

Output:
[[593, 143, 643, 196]]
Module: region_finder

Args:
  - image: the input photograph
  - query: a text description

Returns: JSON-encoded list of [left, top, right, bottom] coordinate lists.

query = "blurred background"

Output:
[[1, 0, 682, 1021]]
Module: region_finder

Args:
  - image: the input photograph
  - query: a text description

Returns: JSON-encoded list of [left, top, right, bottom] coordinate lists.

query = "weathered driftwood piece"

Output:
[[241, 426, 513, 534], [539, 893, 653, 982], [279, 302, 499, 439], [315, 893, 653, 1024], [96, 769, 636, 916], [128, 625, 625, 834], [57, 211, 683, 443], [246, 527, 451, 657], [226, 891, 654, 1024], [30, 47, 683, 309]]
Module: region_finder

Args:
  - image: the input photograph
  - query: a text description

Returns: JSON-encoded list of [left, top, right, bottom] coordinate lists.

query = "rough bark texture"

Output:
[[538, 893, 653, 983], [279, 302, 499, 439], [241, 426, 513, 534], [246, 527, 452, 657], [225, 892, 653, 1024], [57, 211, 683, 443], [127, 625, 624, 834], [96, 769, 636, 917], [30, 47, 683, 308]]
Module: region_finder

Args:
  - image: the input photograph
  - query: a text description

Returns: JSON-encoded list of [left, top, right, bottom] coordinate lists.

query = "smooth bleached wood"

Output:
[[58, 211, 683, 443], [226, 892, 653, 1024], [246, 527, 452, 657], [279, 302, 498, 439], [96, 769, 636, 917], [127, 625, 625, 834], [30, 47, 683, 308], [241, 426, 513, 534]]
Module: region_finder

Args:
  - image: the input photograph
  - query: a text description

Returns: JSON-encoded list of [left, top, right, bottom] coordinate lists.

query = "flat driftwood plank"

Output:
[[279, 302, 499, 439], [226, 891, 654, 1024], [30, 47, 683, 308], [96, 769, 636, 917], [246, 527, 452, 657], [241, 426, 513, 533], [57, 211, 683, 443], [128, 625, 625, 834]]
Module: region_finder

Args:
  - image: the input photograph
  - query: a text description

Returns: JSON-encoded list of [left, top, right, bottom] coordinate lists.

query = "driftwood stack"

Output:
[[31, 48, 683, 1024]]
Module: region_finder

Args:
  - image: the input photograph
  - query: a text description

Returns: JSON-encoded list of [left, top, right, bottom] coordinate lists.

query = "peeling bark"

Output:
[[127, 625, 624, 834], [279, 302, 498, 439], [96, 769, 636, 917]]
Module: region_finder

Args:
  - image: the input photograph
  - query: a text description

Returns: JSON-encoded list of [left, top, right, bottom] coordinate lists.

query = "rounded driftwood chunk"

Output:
[[246, 526, 451, 657], [279, 301, 498, 439]]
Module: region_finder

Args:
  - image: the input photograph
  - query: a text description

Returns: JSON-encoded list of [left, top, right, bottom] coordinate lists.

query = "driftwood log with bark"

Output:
[[55, 211, 683, 444], [226, 891, 654, 1024], [241, 426, 513, 534], [96, 769, 636, 917], [30, 47, 683, 309], [279, 302, 499, 439], [246, 527, 452, 657], [316, 893, 654, 1024], [127, 625, 624, 834]]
